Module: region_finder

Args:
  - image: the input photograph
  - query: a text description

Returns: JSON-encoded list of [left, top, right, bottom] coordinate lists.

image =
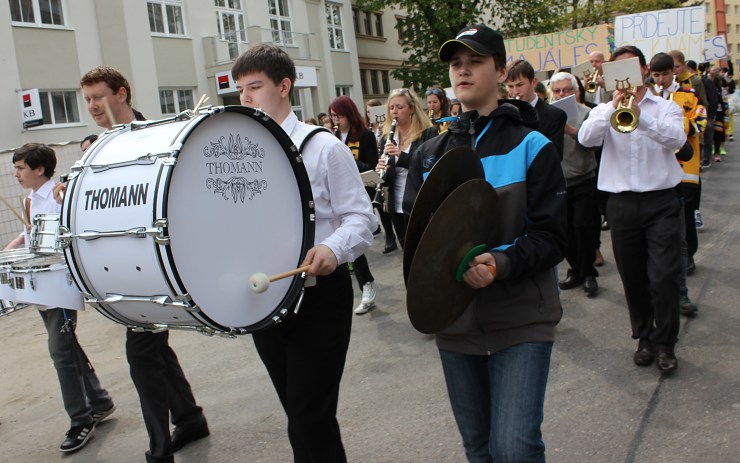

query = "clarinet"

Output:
[[333, 125, 341, 139], [372, 118, 397, 207]]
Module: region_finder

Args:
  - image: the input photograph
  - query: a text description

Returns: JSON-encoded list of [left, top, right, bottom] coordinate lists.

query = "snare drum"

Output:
[[61, 106, 314, 335], [0, 249, 36, 302], [30, 213, 62, 255], [11, 255, 84, 310]]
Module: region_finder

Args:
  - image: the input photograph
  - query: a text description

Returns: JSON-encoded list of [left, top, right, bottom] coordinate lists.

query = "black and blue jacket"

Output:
[[405, 100, 567, 355]]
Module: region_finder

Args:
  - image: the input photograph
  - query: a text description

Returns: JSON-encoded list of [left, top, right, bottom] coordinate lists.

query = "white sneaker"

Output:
[[354, 282, 377, 314], [361, 282, 377, 304], [354, 301, 375, 314]]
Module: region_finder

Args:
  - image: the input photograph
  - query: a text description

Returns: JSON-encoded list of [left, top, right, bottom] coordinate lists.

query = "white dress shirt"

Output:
[[21, 178, 60, 246], [578, 89, 686, 193], [281, 112, 377, 264]]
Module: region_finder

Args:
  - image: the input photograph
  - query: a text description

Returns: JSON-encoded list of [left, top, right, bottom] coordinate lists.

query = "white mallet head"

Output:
[[249, 272, 270, 293]]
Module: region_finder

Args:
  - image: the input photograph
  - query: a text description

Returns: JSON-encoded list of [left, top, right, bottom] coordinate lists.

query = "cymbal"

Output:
[[406, 179, 499, 334], [403, 146, 484, 284]]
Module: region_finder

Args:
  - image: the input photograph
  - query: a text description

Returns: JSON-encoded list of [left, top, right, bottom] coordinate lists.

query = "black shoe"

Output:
[[583, 276, 598, 297], [601, 219, 610, 231], [558, 271, 584, 290], [92, 403, 116, 425], [680, 295, 698, 317], [382, 242, 398, 254], [373, 226, 381, 236], [633, 340, 655, 366], [656, 350, 678, 373], [171, 418, 210, 453], [60, 423, 95, 453], [686, 256, 696, 275]]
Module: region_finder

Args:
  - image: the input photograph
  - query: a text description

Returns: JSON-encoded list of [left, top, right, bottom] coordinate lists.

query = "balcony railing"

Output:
[[203, 28, 311, 67]]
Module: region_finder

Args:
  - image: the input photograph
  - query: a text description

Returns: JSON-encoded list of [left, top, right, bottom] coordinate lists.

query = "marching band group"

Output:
[[3, 18, 735, 463]]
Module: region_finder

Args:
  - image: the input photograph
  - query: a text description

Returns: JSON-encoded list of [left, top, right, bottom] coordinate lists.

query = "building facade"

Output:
[[705, 0, 740, 70], [1, 0, 409, 152]]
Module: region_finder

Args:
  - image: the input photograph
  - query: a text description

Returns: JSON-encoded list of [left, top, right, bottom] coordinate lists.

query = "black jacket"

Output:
[[534, 97, 567, 160], [405, 99, 566, 355]]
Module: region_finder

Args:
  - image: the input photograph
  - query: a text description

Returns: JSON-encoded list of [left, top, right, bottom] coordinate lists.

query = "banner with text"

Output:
[[505, 24, 612, 73], [615, 6, 705, 63], [703, 35, 729, 62]]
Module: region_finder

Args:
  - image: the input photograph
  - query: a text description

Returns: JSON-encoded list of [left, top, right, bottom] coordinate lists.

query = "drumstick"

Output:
[[0, 193, 29, 226], [102, 98, 117, 126], [193, 94, 209, 112], [249, 265, 312, 293], [18, 196, 31, 226]]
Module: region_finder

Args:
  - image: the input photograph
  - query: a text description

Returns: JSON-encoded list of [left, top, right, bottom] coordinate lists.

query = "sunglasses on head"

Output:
[[392, 88, 410, 96], [425, 88, 444, 97]]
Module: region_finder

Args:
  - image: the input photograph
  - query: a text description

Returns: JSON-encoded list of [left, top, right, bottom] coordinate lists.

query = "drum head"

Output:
[[164, 106, 314, 331]]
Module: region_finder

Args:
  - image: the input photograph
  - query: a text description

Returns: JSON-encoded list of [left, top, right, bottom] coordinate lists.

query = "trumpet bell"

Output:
[[610, 108, 639, 133], [586, 81, 599, 93]]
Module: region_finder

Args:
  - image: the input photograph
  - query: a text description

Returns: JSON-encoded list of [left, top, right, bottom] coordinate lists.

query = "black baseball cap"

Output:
[[439, 24, 506, 62]]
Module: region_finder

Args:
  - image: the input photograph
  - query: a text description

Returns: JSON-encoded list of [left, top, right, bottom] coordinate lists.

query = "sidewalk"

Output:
[[1, 145, 739, 462]]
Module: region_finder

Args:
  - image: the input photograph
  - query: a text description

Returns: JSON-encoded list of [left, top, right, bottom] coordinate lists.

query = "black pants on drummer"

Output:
[[607, 188, 682, 351], [252, 265, 353, 463], [126, 330, 205, 462]]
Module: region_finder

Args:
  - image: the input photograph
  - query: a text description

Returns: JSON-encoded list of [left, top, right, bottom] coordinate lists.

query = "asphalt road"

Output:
[[1, 145, 739, 463]]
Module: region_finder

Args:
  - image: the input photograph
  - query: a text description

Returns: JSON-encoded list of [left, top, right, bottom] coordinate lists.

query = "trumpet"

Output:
[[610, 78, 638, 133], [586, 69, 600, 93], [372, 118, 397, 208]]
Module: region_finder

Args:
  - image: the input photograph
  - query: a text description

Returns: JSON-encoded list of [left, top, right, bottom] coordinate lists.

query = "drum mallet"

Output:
[[249, 265, 311, 293]]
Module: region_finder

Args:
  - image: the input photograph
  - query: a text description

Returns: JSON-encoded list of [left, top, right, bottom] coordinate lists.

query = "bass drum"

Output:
[[61, 106, 315, 335]]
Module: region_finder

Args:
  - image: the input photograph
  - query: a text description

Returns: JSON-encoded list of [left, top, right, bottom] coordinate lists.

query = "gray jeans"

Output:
[[39, 308, 113, 427]]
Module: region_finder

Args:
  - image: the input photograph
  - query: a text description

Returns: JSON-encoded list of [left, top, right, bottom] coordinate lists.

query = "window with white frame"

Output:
[[268, 0, 293, 45], [215, 0, 246, 60], [374, 13, 383, 37], [335, 86, 350, 97], [10, 0, 65, 26], [37, 90, 80, 126], [147, 0, 185, 36], [326, 2, 345, 50], [159, 88, 194, 115], [290, 90, 303, 121]]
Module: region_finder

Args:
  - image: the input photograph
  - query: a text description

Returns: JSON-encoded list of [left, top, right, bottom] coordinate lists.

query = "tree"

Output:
[[355, 0, 496, 89], [354, 0, 697, 89]]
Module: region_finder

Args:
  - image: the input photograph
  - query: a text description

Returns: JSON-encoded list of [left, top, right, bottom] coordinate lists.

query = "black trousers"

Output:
[[252, 266, 353, 463], [126, 330, 204, 461], [565, 178, 598, 279], [607, 189, 682, 350], [681, 183, 699, 258], [352, 254, 374, 289]]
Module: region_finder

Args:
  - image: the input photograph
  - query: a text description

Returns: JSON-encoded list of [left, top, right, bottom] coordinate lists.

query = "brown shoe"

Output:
[[633, 340, 655, 366], [594, 249, 604, 267]]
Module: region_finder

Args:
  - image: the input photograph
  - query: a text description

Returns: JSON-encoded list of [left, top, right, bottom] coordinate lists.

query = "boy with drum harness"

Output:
[[231, 44, 377, 462], [4, 143, 115, 453], [69, 66, 210, 463]]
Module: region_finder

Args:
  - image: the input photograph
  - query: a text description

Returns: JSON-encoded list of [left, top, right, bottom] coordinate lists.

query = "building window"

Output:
[[159, 88, 194, 115], [396, 16, 406, 43], [335, 86, 350, 97], [38, 90, 79, 126], [706, 23, 711, 34], [363, 11, 372, 36], [736, 5, 739, 15], [268, 0, 293, 45], [352, 8, 359, 34], [10, 0, 65, 26], [370, 70, 379, 94], [381, 71, 390, 94], [215, 0, 245, 60], [290, 91, 303, 121], [326, 2, 345, 50], [360, 70, 368, 94], [147, 0, 185, 36], [374, 13, 383, 37]]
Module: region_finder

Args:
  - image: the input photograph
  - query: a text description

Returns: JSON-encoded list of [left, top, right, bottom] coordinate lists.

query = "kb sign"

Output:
[[18, 88, 43, 129]]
